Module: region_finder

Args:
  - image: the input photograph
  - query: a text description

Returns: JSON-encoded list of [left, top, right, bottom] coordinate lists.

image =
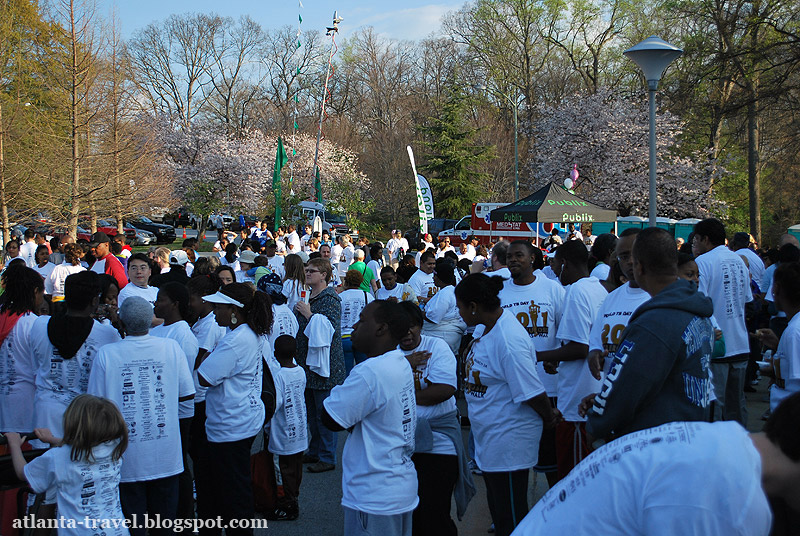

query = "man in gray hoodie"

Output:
[[584, 227, 714, 441]]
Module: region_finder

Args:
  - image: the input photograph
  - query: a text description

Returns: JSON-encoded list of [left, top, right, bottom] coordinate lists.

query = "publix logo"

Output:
[[562, 213, 594, 222], [548, 199, 588, 207]]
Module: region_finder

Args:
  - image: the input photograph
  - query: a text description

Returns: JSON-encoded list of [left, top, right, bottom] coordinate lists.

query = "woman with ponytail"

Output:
[[455, 273, 561, 536], [198, 283, 273, 536], [0, 265, 45, 433]]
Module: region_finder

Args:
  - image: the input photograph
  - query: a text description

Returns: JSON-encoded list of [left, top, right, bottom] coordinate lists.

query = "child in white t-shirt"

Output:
[[6, 394, 129, 536], [268, 335, 308, 521]]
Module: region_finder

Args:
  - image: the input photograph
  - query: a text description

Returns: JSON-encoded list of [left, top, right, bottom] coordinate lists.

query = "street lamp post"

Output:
[[624, 36, 682, 227], [477, 84, 521, 201]]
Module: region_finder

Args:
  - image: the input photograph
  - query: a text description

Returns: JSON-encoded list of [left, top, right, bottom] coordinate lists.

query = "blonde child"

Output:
[[6, 394, 129, 536]]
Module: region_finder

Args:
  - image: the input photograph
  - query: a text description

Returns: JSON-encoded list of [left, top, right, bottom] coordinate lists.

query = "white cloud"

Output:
[[345, 3, 463, 40]]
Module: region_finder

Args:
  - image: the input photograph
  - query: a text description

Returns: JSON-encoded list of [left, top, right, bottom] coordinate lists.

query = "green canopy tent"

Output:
[[489, 182, 617, 241]]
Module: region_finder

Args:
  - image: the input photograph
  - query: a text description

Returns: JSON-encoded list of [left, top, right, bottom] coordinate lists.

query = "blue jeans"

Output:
[[306, 388, 338, 464], [342, 336, 367, 375]]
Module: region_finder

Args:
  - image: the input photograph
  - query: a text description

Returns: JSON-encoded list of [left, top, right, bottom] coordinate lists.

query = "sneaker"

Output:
[[307, 461, 335, 473], [272, 508, 299, 521]]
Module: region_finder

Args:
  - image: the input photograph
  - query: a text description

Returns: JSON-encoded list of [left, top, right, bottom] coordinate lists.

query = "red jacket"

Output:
[[91, 253, 128, 289]]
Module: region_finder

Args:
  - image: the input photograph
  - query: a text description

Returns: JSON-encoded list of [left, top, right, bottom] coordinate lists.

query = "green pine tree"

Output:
[[419, 86, 494, 219]]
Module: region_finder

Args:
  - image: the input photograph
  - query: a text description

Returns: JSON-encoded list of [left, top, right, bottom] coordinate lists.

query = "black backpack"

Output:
[[261, 358, 277, 423]]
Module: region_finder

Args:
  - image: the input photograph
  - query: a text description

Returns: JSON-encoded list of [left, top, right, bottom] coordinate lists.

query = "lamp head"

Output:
[[624, 36, 682, 90]]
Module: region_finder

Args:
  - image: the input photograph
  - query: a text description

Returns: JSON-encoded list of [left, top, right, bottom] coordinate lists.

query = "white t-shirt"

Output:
[[269, 365, 308, 456], [46, 263, 86, 298], [499, 275, 566, 396], [191, 311, 227, 404], [541, 265, 558, 281], [435, 246, 455, 259], [88, 334, 194, 482], [556, 276, 607, 422], [408, 270, 437, 301], [400, 335, 457, 456], [423, 285, 465, 326], [337, 244, 356, 277], [696, 245, 753, 358], [511, 421, 771, 536], [324, 349, 418, 515], [339, 288, 374, 336], [266, 255, 285, 279], [588, 282, 650, 376], [770, 312, 800, 411], [20, 240, 38, 268], [590, 262, 611, 281], [198, 324, 265, 443], [32, 316, 121, 437], [117, 284, 158, 307], [275, 237, 287, 255], [150, 321, 200, 419], [415, 243, 434, 266], [24, 441, 129, 536], [736, 247, 765, 290], [489, 267, 511, 280], [34, 262, 57, 281], [286, 231, 301, 252], [0, 312, 38, 432], [464, 310, 546, 472], [282, 279, 305, 312], [377, 284, 405, 301], [268, 303, 300, 354], [366, 260, 382, 284]]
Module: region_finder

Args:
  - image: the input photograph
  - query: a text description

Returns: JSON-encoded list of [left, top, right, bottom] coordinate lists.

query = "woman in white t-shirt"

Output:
[[0, 265, 45, 434], [151, 281, 201, 519], [367, 243, 385, 289], [282, 254, 306, 311], [422, 258, 467, 356], [46, 243, 86, 304], [455, 273, 560, 536], [185, 274, 227, 525], [398, 301, 473, 533], [198, 283, 270, 536], [339, 269, 374, 373]]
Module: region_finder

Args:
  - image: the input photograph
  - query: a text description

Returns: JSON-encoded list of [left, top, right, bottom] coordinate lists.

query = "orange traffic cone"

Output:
[[182, 227, 187, 239], [202, 231, 206, 241]]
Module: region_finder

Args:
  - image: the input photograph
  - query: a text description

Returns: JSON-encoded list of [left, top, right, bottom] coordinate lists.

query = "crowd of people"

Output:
[[0, 217, 799, 536]]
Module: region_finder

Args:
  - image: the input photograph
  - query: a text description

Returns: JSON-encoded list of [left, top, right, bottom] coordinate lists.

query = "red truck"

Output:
[[437, 203, 561, 247]]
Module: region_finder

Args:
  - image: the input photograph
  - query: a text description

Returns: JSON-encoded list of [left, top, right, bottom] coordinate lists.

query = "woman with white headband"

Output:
[[197, 283, 273, 536]]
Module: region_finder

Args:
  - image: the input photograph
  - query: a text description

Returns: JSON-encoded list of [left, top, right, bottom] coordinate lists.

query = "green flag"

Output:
[[273, 137, 288, 232], [314, 167, 323, 203]]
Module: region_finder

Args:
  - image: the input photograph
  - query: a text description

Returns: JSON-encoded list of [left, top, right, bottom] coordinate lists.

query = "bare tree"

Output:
[[127, 13, 222, 128]]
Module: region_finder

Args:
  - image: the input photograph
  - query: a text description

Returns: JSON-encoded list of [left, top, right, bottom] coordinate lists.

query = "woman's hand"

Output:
[[295, 301, 312, 319], [34, 428, 62, 446], [405, 351, 431, 369], [3, 432, 25, 448]]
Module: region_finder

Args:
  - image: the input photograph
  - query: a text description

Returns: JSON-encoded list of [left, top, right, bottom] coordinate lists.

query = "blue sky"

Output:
[[101, 0, 465, 41]]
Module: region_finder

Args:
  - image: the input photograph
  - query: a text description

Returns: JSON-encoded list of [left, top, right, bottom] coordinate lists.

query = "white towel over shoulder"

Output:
[[304, 314, 335, 378]]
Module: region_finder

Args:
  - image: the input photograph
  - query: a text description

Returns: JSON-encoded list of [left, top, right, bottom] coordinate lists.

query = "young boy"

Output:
[[377, 266, 416, 303], [268, 335, 308, 521]]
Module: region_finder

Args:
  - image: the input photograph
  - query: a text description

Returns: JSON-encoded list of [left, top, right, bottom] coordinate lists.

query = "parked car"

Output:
[[94, 219, 138, 244], [163, 207, 196, 228], [126, 216, 177, 244], [133, 229, 156, 246], [207, 213, 234, 230]]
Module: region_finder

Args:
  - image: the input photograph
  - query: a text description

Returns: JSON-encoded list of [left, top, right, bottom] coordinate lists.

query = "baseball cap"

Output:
[[90, 232, 110, 246], [238, 250, 258, 264], [169, 250, 190, 265]]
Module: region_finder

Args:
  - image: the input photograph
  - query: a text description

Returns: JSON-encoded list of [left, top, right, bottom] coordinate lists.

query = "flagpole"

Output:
[[312, 11, 342, 201]]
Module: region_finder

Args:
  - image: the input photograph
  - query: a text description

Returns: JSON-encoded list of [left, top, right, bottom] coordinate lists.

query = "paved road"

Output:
[[255, 381, 771, 535]]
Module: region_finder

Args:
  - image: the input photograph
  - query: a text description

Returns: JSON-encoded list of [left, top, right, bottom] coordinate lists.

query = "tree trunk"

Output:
[[747, 93, 760, 244], [0, 103, 8, 243], [68, 0, 80, 240]]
